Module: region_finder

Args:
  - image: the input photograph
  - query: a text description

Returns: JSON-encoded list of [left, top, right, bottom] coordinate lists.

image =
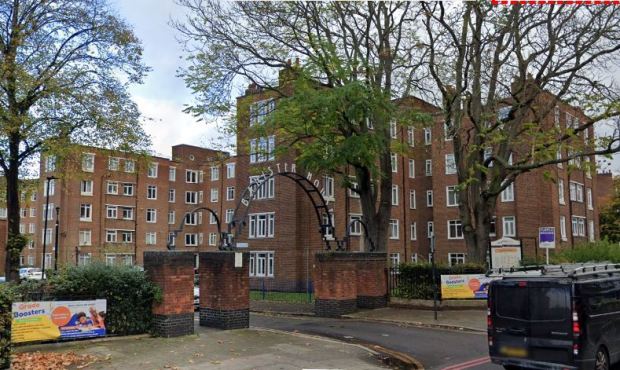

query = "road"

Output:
[[250, 313, 500, 370]]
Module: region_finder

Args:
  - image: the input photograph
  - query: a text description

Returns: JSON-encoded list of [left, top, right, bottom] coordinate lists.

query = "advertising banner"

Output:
[[440, 274, 500, 299], [491, 246, 522, 269], [11, 300, 106, 343]]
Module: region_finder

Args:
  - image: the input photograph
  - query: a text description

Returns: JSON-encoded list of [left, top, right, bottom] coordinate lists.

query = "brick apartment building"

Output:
[[0, 78, 601, 292]]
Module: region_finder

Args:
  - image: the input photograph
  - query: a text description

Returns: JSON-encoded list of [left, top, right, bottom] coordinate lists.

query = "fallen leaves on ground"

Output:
[[12, 351, 99, 370]]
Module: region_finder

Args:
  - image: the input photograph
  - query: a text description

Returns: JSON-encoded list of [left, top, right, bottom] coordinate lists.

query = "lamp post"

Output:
[[54, 206, 60, 271], [41, 176, 56, 279]]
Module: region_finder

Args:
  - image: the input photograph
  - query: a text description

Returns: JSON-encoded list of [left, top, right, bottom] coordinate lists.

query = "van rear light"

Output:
[[518, 281, 527, 287], [572, 305, 580, 337], [488, 336, 494, 346], [573, 343, 579, 355], [487, 308, 492, 329]]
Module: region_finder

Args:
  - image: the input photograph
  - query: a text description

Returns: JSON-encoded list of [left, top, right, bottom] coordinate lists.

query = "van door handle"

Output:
[[508, 328, 526, 334], [550, 331, 568, 336]]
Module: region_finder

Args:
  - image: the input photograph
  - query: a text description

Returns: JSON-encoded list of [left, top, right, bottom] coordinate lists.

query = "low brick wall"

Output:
[[199, 252, 250, 330], [389, 297, 487, 310], [313, 252, 387, 317], [144, 252, 195, 337]]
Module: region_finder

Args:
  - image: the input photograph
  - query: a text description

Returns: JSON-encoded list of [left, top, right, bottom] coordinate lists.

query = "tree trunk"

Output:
[[5, 134, 21, 282]]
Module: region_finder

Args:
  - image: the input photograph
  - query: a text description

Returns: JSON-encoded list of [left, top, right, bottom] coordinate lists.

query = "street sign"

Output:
[[539, 227, 556, 249]]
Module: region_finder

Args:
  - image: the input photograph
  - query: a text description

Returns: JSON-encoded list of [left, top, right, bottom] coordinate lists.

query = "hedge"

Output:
[[392, 262, 486, 300], [0, 284, 14, 369], [15, 264, 161, 336]]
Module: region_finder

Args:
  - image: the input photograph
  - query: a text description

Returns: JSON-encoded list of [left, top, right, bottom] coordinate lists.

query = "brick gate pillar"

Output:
[[144, 251, 195, 337], [313, 252, 358, 317], [356, 253, 388, 309], [199, 251, 249, 330]]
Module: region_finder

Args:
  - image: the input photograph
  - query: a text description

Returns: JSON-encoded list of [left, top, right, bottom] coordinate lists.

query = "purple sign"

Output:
[[539, 227, 556, 249]]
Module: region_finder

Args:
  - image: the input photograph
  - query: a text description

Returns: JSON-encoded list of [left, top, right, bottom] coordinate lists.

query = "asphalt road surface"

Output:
[[250, 313, 500, 370]]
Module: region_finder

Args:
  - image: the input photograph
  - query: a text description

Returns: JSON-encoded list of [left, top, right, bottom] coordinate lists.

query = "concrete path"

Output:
[[344, 307, 487, 332], [15, 325, 387, 370]]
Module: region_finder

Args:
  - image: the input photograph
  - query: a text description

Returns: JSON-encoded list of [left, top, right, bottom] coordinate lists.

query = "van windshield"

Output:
[[495, 285, 570, 321]]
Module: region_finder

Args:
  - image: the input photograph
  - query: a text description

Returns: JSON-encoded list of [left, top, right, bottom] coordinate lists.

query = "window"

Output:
[[249, 176, 275, 199], [249, 99, 275, 126], [589, 220, 595, 242], [500, 181, 515, 202], [122, 183, 134, 196], [391, 153, 397, 173], [502, 216, 516, 237], [146, 232, 156, 245], [424, 127, 432, 145], [249, 135, 276, 163], [226, 186, 235, 201], [208, 233, 217, 246], [323, 211, 335, 239], [78, 253, 92, 266], [31, 193, 37, 202], [42, 203, 55, 221], [27, 255, 34, 266], [106, 205, 117, 219], [349, 214, 362, 235], [444, 122, 452, 141], [348, 179, 359, 198], [445, 154, 456, 175], [227, 163, 236, 179], [248, 213, 275, 238], [121, 231, 133, 243], [210, 188, 219, 202], [44, 179, 55, 196], [558, 180, 565, 205], [446, 186, 459, 207], [106, 255, 116, 266], [490, 217, 497, 237], [169, 189, 176, 203], [427, 221, 434, 238], [29, 208, 35, 217], [185, 191, 198, 204], [108, 157, 119, 171], [225, 209, 234, 223], [249, 251, 275, 277], [391, 185, 399, 206], [410, 223, 417, 241], [82, 153, 95, 172], [448, 220, 464, 239], [323, 176, 334, 199], [407, 127, 414, 146], [185, 233, 198, 246], [426, 190, 433, 207], [45, 155, 56, 172], [390, 253, 400, 267], [41, 228, 52, 245], [390, 120, 398, 139], [560, 216, 567, 241], [409, 190, 416, 209], [106, 230, 117, 243], [572, 216, 586, 237], [169, 167, 176, 181], [0, 208, 6, 219], [20, 208, 27, 218], [147, 163, 158, 178], [209, 212, 217, 225], [557, 148, 563, 168], [408, 159, 415, 178], [168, 233, 176, 247], [389, 219, 399, 239], [19, 224, 24, 234], [168, 211, 175, 225], [569, 181, 584, 202], [80, 204, 92, 221], [448, 253, 466, 266], [146, 209, 157, 223], [122, 207, 134, 220], [124, 159, 135, 173], [107, 181, 118, 195], [81, 180, 93, 196], [425, 159, 432, 176], [186, 170, 198, 183], [147, 185, 157, 200], [587, 188, 593, 210]]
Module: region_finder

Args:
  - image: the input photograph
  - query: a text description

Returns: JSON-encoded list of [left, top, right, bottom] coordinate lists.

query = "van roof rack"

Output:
[[488, 263, 620, 279]]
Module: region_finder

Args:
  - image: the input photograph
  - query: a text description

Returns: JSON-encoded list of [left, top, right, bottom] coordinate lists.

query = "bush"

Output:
[[16, 264, 161, 336], [393, 262, 486, 300], [554, 239, 620, 264], [0, 284, 14, 369]]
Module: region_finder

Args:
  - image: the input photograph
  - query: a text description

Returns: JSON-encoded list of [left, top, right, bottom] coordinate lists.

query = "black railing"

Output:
[[387, 267, 437, 300], [249, 278, 314, 304]]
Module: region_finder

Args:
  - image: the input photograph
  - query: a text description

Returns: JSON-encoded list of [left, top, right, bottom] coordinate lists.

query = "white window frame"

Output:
[[108, 157, 119, 171], [425, 159, 432, 176], [410, 222, 417, 241], [426, 190, 433, 207], [448, 253, 466, 267], [500, 181, 515, 202], [80, 204, 92, 222], [560, 216, 567, 241], [81, 180, 93, 196], [146, 232, 157, 245], [82, 153, 95, 172], [391, 185, 399, 206], [248, 212, 275, 239], [446, 186, 459, 207], [408, 159, 415, 178], [502, 216, 516, 237], [106, 205, 118, 219], [107, 181, 118, 195], [447, 220, 464, 239], [445, 154, 456, 175], [391, 153, 398, 173], [559, 180, 565, 205], [389, 219, 399, 240], [424, 127, 432, 145], [227, 163, 236, 179], [409, 190, 416, 209], [169, 167, 176, 181], [147, 162, 158, 178], [146, 208, 157, 223], [146, 185, 157, 200], [210, 188, 219, 203]]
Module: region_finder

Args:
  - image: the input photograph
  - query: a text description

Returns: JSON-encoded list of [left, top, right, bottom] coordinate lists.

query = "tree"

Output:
[[600, 176, 620, 242], [420, 3, 620, 262], [174, 1, 427, 252], [0, 0, 150, 281]]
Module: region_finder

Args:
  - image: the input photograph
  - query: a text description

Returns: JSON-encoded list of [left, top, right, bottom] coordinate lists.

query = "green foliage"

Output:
[[393, 263, 486, 300], [16, 264, 161, 336], [553, 239, 620, 264], [599, 177, 620, 242], [0, 284, 14, 369]]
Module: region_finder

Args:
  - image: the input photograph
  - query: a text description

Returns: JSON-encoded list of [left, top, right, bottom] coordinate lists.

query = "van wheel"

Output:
[[594, 347, 609, 370]]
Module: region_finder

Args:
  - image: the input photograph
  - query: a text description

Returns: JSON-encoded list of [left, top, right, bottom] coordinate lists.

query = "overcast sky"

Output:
[[112, 0, 620, 173]]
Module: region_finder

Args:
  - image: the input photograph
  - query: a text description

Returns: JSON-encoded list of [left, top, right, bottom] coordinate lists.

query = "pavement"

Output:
[[15, 324, 387, 370]]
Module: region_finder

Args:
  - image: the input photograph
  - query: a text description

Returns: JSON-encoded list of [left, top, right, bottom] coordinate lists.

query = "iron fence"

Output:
[[249, 278, 314, 304]]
